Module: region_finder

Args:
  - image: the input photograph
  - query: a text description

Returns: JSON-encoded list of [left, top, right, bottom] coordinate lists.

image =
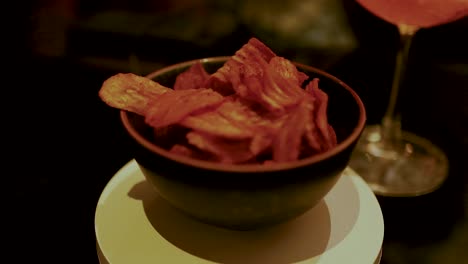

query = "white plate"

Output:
[[95, 159, 384, 264]]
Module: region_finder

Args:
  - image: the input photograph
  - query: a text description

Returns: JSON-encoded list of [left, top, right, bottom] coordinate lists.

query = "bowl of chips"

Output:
[[99, 38, 366, 230]]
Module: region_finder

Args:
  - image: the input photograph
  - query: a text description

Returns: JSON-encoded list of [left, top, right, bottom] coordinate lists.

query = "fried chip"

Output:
[[272, 101, 309, 162], [174, 62, 210, 91], [145, 88, 224, 128], [180, 96, 275, 139], [99, 73, 170, 115], [305, 78, 337, 151], [186, 131, 255, 164]]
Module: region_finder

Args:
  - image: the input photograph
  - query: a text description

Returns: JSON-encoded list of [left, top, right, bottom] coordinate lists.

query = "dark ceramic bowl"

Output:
[[120, 56, 366, 230]]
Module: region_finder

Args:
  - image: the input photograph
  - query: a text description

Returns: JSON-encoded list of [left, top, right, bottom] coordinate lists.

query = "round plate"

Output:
[[95, 160, 384, 264]]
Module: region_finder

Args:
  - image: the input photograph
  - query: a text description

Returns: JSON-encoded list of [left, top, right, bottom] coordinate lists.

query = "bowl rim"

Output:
[[120, 56, 366, 173]]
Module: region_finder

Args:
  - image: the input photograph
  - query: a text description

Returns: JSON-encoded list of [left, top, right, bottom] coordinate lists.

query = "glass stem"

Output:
[[381, 24, 418, 147]]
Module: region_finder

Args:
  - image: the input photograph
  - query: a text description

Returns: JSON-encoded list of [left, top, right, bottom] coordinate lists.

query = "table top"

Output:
[[13, 1, 467, 263]]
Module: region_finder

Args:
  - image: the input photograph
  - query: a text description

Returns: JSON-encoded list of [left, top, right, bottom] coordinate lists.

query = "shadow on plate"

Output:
[[127, 173, 360, 264]]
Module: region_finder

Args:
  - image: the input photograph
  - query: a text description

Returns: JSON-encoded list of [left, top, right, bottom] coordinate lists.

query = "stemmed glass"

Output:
[[349, 0, 468, 196]]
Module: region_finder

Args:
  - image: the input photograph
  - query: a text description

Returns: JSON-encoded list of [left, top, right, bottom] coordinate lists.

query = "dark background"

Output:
[[12, 0, 467, 263]]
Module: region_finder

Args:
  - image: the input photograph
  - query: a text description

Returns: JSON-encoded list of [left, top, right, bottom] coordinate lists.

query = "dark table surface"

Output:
[[13, 1, 467, 263]]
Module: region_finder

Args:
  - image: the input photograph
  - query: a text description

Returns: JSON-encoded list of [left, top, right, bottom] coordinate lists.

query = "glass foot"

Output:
[[349, 125, 449, 197]]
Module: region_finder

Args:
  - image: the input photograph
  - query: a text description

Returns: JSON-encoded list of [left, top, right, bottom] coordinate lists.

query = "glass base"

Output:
[[349, 125, 449, 197]]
